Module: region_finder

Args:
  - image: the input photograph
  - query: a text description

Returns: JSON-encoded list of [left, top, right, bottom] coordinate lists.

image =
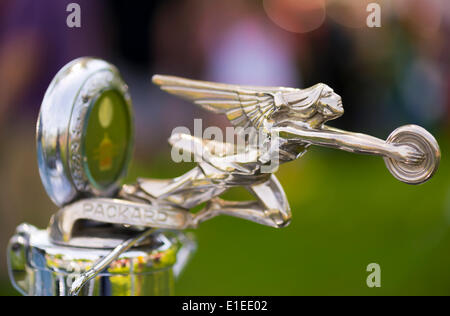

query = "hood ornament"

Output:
[[8, 58, 440, 296]]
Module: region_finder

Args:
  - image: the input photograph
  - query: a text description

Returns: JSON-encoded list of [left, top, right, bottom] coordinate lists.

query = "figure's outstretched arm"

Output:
[[274, 124, 424, 164]]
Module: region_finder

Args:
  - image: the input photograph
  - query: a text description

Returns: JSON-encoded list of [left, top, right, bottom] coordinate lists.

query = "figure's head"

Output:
[[282, 83, 344, 125]]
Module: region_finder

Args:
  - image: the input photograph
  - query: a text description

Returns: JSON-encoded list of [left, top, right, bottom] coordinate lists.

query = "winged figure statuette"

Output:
[[120, 75, 441, 230]]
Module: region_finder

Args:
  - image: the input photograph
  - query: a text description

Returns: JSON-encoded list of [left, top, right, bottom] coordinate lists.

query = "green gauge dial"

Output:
[[83, 89, 132, 189]]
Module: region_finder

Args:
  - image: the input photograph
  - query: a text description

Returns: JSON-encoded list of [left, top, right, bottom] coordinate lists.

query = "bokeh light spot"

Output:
[[263, 0, 326, 33]]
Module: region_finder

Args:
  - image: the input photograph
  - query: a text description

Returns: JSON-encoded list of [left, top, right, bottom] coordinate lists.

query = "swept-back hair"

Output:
[[281, 83, 325, 119]]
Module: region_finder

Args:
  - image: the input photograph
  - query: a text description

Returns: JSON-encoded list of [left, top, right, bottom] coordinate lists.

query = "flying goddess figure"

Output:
[[123, 75, 440, 229]]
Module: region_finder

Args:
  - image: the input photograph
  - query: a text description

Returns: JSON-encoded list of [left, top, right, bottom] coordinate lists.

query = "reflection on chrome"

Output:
[[7, 58, 441, 296]]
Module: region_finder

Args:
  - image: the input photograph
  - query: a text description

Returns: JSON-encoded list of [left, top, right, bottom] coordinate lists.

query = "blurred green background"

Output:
[[0, 0, 449, 295], [146, 135, 450, 296]]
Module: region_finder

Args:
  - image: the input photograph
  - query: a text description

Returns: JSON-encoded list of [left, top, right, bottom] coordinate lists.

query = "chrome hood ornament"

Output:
[[7, 58, 440, 296], [151, 74, 439, 185]]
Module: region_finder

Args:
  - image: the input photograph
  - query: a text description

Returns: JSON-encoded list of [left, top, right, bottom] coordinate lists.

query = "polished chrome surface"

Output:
[[132, 171, 291, 228], [48, 198, 192, 247], [69, 227, 156, 296], [37, 58, 133, 207], [152, 75, 440, 185], [8, 224, 195, 296], [10, 58, 197, 296], [384, 125, 440, 184], [9, 59, 441, 296]]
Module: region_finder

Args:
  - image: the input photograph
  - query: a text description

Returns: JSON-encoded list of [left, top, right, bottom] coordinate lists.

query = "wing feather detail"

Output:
[[153, 74, 287, 130]]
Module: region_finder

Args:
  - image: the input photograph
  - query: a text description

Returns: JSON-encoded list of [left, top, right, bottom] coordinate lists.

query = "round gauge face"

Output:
[[82, 89, 132, 189]]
